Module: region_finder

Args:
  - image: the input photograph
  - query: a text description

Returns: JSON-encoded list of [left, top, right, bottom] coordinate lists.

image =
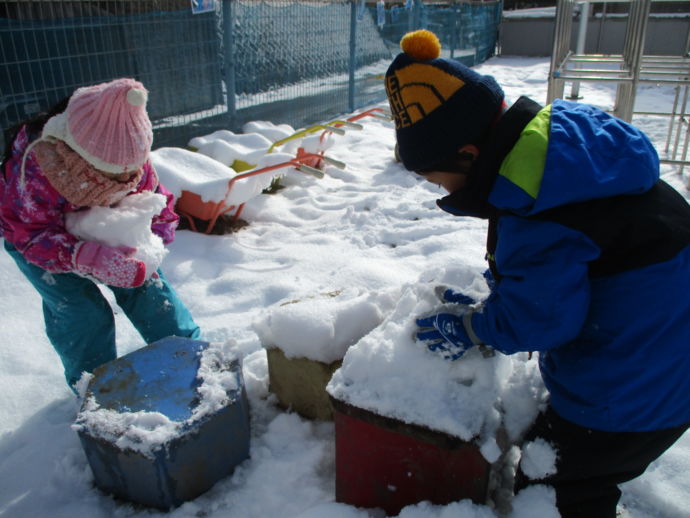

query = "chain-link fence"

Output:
[[376, 1, 502, 65], [1, 0, 502, 155]]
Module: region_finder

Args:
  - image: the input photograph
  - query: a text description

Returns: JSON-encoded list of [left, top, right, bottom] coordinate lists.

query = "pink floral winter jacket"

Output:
[[0, 126, 179, 273]]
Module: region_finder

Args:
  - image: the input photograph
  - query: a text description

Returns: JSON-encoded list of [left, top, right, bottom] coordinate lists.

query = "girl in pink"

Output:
[[0, 78, 200, 390]]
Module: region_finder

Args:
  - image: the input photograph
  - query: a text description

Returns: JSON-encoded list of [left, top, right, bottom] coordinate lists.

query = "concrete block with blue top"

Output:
[[74, 336, 250, 510]]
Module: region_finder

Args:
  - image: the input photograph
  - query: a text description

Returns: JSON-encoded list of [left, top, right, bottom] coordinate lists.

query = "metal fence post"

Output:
[[568, 1, 590, 100], [451, 0, 458, 60], [222, 0, 236, 123], [349, 0, 357, 113], [413, 0, 422, 30]]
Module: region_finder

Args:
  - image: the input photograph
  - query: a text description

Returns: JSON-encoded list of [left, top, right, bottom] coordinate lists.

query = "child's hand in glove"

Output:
[[415, 313, 474, 360], [435, 287, 476, 305], [73, 242, 146, 288]]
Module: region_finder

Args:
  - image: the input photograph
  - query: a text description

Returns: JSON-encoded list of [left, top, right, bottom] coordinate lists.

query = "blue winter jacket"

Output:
[[438, 97, 690, 432]]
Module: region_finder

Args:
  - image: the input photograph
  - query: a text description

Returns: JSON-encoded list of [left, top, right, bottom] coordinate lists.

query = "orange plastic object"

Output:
[[295, 147, 324, 169], [318, 107, 389, 144], [345, 107, 388, 123], [176, 152, 327, 234], [176, 190, 220, 222]]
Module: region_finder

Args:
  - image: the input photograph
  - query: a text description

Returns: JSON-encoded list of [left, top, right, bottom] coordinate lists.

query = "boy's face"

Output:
[[417, 170, 468, 193], [413, 144, 478, 193]]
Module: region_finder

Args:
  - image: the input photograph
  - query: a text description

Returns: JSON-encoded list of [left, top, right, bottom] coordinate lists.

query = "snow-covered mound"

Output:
[[190, 130, 273, 168], [327, 266, 548, 457], [152, 147, 301, 208], [242, 120, 295, 143], [253, 287, 399, 364], [151, 147, 236, 203]]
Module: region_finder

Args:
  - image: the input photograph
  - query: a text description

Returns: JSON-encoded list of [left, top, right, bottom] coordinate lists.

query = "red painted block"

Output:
[[332, 398, 489, 516]]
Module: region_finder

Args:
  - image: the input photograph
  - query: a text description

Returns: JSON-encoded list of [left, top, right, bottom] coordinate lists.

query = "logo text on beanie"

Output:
[[386, 64, 465, 129]]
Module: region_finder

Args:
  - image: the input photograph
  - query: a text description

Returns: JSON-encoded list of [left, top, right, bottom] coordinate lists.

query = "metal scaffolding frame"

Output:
[[547, 0, 690, 174]]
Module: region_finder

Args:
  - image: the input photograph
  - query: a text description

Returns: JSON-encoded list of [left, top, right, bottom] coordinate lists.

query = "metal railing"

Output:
[[546, 0, 690, 172]]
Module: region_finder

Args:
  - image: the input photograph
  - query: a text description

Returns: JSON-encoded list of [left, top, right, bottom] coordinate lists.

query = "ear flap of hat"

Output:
[[41, 112, 68, 143]]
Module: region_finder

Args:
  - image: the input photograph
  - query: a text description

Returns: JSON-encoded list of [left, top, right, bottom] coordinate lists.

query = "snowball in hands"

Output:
[[66, 191, 168, 278]]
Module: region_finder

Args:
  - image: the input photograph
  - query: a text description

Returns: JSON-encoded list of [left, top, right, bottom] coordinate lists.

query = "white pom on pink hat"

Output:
[[41, 78, 153, 174]]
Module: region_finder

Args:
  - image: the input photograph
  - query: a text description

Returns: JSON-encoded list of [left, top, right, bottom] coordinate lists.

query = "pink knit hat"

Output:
[[41, 78, 153, 174]]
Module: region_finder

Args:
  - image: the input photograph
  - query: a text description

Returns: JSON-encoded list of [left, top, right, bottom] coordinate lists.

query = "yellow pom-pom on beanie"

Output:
[[400, 30, 441, 61]]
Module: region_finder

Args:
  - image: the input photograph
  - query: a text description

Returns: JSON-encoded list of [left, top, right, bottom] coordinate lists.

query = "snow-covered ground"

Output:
[[0, 56, 688, 518]]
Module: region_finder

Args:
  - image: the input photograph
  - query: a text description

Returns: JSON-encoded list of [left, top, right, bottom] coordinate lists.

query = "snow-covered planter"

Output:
[[326, 273, 547, 515], [253, 288, 398, 421], [73, 337, 250, 510]]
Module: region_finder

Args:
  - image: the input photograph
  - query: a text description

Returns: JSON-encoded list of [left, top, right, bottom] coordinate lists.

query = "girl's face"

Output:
[[99, 169, 139, 183]]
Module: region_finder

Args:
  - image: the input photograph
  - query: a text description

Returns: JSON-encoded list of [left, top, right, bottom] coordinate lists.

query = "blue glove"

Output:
[[435, 286, 476, 305], [415, 314, 474, 360]]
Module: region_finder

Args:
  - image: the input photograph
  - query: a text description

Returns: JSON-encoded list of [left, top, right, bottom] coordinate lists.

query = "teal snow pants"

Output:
[[5, 242, 201, 389]]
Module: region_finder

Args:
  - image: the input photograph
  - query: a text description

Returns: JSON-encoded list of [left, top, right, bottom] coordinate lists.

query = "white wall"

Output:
[[499, 12, 690, 56]]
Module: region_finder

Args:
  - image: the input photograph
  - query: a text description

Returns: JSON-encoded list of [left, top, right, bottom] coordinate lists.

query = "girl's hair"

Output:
[[2, 96, 70, 169]]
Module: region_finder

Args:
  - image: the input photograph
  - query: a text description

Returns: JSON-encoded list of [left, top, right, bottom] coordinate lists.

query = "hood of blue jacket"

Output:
[[488, 99, 660, 216]]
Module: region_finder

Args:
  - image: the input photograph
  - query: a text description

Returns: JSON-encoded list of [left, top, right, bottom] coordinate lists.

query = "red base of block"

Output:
[[333, 399, 489, 516]]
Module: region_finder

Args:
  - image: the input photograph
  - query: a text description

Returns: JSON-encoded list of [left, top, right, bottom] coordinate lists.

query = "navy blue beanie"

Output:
[[385, 30, 505, 172]]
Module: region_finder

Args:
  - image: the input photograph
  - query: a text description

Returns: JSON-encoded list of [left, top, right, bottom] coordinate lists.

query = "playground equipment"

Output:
[[286, 107, 392, 169], [175, 151, 337, 234], [177, 107, 391, 234], [265, 107, 390, 159], [547, 0, 690, 173]]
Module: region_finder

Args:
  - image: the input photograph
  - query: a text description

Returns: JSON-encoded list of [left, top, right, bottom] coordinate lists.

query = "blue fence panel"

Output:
[[0, 15, 130, 128], [374, 0, 502, 67], [230, 0, 391, 132], [1, 1, 225, 152], [123, 10, 223, 121], [1, 0, 502, 155]]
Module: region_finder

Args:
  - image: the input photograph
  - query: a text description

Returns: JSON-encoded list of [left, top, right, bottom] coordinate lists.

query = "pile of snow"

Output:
[[65, 191, 168, 277], [253, 287, 400, 364], [152, 118, 338, 210], [151, 147, 236, 202], [189, 130, 275, 168], [327, 266, 549, 462], [151, 147, 296, 208], [242, 120, 295, 143], [72, 340, 238, 458], [519, 438, 558, 480]]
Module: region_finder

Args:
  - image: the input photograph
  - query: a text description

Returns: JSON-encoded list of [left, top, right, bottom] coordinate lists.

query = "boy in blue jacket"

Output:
[[387, 30, 690, 518]]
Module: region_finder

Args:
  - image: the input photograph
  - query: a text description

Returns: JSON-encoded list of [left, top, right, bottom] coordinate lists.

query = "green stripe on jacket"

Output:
[[498, 105, 552, 199]]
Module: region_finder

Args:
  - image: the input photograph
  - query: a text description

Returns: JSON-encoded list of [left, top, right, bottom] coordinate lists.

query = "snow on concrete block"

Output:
[[73, 337, 250, 510], [324, 280, 545, 514], [253, 288, 399, 421]]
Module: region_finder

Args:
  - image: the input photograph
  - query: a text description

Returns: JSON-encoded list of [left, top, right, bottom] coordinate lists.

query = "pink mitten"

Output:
[[73, 242, 146, 288]]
